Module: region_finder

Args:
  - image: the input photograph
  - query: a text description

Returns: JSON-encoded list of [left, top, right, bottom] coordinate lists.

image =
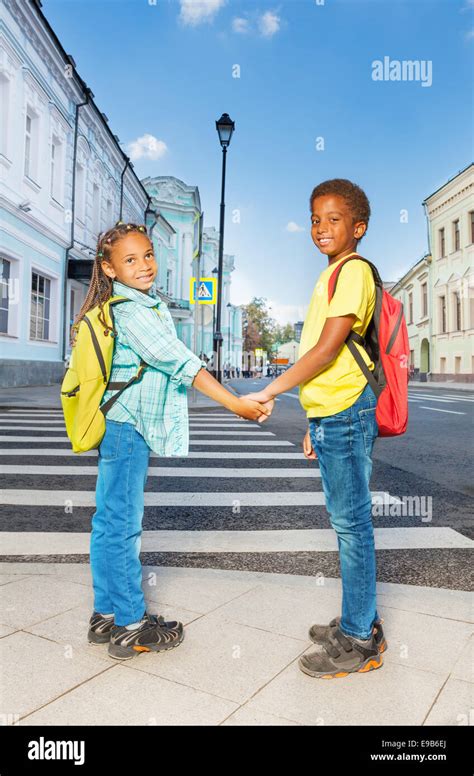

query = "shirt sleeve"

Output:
[[118, 304, 207, 388], [326, 260, 375, 329]]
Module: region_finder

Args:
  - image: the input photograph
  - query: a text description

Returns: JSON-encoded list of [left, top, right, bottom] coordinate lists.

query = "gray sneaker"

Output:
[[308, 616, 387, 653], [88, 611, 116, 645], [299, 625, 384, 679], [108, 612, 184, 660]]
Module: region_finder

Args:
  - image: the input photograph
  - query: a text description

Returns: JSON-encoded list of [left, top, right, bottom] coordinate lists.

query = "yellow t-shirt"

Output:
[[298, 252, 376, 418]]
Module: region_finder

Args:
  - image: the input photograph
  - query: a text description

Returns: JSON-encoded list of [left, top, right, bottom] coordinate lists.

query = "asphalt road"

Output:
[[0, 381, 472, 591]]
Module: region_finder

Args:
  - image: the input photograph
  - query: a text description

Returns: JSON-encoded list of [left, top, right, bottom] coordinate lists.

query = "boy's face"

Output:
[[310, 194, 366, 262], [101, 232, 157, 293]]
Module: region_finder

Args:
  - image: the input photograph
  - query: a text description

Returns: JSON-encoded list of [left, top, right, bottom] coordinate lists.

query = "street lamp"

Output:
[[214, 113, 235, 383]]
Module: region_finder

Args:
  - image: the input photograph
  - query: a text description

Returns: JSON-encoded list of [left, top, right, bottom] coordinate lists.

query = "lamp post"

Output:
[[214, 113, 235, 383], [211, 266, 218, 359], [226, 302, 233, 379]]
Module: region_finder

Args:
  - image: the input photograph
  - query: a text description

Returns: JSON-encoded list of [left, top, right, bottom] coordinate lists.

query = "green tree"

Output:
[[273, 323, 295, 345], [242, 297, 277, 355]]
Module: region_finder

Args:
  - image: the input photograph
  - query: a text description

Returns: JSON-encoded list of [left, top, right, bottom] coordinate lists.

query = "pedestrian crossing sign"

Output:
[[190, 277, 217, 305]]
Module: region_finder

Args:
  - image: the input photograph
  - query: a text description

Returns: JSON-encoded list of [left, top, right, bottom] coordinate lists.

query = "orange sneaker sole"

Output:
[[316, 654, 384, 680]]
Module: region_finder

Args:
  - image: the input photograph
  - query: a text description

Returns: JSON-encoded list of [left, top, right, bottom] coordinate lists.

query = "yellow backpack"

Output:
[[60, 296, 147, 453]]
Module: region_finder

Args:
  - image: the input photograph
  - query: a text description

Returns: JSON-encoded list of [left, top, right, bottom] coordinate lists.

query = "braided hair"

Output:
[[70, 220, 149, 346]]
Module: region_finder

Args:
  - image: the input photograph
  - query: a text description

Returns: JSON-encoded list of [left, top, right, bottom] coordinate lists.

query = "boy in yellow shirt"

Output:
[[244, 178, 386, 679]]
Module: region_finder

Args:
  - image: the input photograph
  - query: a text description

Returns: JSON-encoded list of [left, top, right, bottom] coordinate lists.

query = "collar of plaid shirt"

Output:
[[112, 278, 165, 308]]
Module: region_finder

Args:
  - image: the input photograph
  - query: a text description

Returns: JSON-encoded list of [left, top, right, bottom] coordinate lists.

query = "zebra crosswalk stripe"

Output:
[[0, 489, 398, 507], [0, 465, 321, 478], [0, 436, 294, 446], [0, 526, 471, 556], [0, 449, 304, 458]]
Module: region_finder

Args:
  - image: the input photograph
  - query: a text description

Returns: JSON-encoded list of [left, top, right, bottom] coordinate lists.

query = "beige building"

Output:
[[276, 339, 300, 365], [391, 164, 473, 383], [423, 163, 474, 382], [390, 255, 432, 380]]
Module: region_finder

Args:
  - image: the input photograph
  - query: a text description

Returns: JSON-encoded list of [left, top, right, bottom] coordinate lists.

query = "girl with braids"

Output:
[[84, 220, 273, 660]]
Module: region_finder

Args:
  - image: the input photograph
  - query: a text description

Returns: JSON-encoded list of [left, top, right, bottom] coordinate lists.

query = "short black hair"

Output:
[[309, 178, 371, 239]]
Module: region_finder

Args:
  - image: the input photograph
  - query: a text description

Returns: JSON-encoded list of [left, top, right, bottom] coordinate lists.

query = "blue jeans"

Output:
[[90, 419, 151, 626], [308, 382, 379, 640]]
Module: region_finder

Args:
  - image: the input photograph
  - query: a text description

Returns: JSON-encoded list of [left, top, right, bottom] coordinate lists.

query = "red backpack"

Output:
[[328, 254, 409, 437]]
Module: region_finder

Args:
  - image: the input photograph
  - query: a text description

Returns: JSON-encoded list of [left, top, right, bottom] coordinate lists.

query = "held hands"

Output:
[[234, 397, 275, 423], [239, 390, 275, 423], [303, 429, 318, 460], [241, 390, 273, 405]]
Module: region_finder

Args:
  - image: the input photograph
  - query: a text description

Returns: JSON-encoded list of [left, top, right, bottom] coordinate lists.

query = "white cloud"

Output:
[[232, 16, 250, 34], [179, 0, 226, 27], [258, 10, 281, 38], [231, 10, 282, 38], [286, 221, 305, 233], [127, 134, 168, 162]]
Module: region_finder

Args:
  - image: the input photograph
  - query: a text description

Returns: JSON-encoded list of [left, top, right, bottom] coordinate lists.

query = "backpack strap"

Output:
[[100, 359, 147, 415], [328, 254, 384, 399], [345, 334, 383, 398], [328, 254, 383, 303]]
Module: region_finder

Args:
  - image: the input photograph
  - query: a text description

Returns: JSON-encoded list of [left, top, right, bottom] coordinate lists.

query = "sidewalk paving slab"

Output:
[[0, 563, 471, 726]]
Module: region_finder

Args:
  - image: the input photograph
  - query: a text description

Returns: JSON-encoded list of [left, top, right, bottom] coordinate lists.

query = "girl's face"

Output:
[[101, 232, 157, 292], [310, 194, 366, 262]]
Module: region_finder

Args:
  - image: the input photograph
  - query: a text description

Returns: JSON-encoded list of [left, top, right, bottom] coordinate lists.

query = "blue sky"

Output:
[[43, 0, 474, 324]]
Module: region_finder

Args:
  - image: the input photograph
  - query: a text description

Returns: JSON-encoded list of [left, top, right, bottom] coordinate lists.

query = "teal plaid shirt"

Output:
[[100, 280, 206, 456]]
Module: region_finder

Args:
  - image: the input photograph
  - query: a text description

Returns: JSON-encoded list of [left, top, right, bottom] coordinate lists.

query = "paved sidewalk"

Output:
[[0, 384, 231, 410], [0, 563, 472, 726], [407, 381, 473, 391]]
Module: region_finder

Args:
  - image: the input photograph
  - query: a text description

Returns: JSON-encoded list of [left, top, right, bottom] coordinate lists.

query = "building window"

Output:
[[410, 349, 414, 366], [50, 136, 63, 203], [470, 211, 474, 244], [0, 258, 11, 334], [439, 295, 446, 333], [92, 183, 100, 238], [166, 268, 173, 296], [453, 220, 460, 252], [439, 228, 445, 258], [440, 357, 446, 374], [421, 283, 428, 317], [454, 356, 461, 374], [30, 272, 51, 340], [106, 198, 113, 226], [24, 109, 38, 181], [24, 114, 32, 177], [408, 292, 413, 324], [0, 75, 10, 158], [75, 162, 85, 222], [454, 291, 461, 331]]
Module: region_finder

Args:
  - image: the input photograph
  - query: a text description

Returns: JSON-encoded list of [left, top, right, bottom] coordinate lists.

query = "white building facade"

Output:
[[423, 163, 474, 382], [142, 178, 242, 371], [389, 255, 432, 380], [390, 163, 473, 383], [0, 1, 243, 386], [0, 0, 148, 386]]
